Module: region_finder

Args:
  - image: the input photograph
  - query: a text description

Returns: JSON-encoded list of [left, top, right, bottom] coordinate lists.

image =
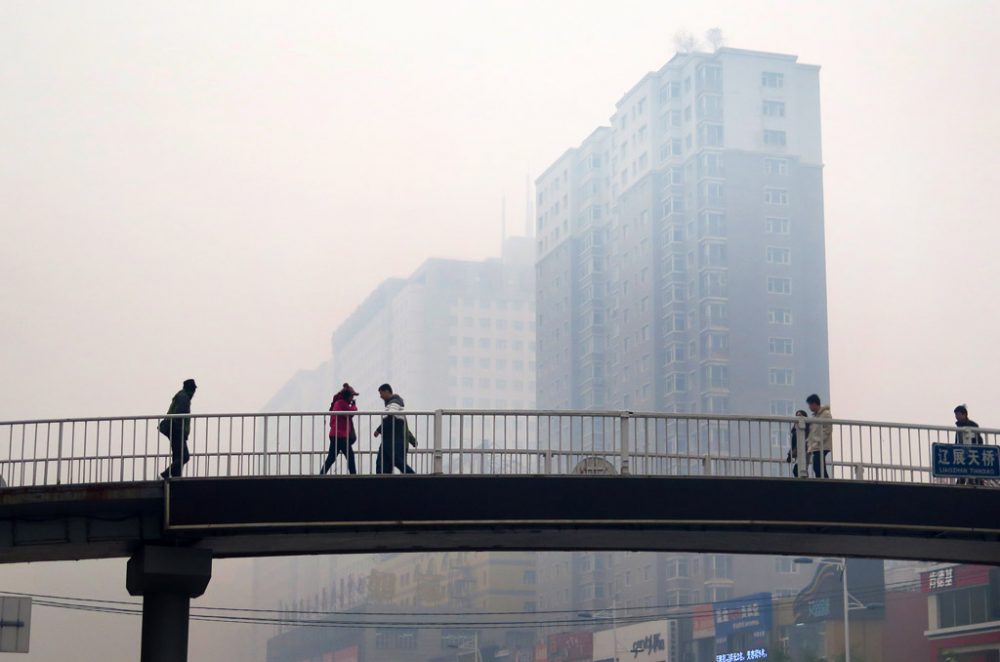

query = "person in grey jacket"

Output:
[[159, 379, 197, 479]]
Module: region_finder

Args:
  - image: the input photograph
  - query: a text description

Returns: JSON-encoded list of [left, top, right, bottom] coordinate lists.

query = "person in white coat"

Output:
[[805, 393, 832, 478]]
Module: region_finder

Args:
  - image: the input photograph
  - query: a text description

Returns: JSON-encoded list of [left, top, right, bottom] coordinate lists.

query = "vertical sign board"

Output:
[[0, 596, 30, 653]]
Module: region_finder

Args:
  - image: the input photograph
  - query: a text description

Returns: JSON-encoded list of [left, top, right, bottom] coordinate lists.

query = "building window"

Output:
[[765, 188, 789, 205], [937, 585, 993, 629], [761, 72, 784, 88], [665, 372, 688, 394], [764, 130, 787, 147], [698, 124, 724, 147], [666, 558, 690, 578], [769, 337, 794, 355], [768, 308, 793, 324], [763, 100, 786, 117], [765, 217, 790, 234], [699, 212, 727, 237], [769, 368, 794, 385], [764, 158, 788, 175], [700, 181, 725, 206], [766, 246, 792, 265], [700, 242, 727, 268], [702, 364, 729, 388], [702, 395, 730, 413], [697, 64, 723, 92], [706, 555, 733, 579], [697, 94, 723, 119], [699, 152, 725, 178], [770, 400, 795, 416], [700, 332, 729, 357], [767, 277, 792, 295]]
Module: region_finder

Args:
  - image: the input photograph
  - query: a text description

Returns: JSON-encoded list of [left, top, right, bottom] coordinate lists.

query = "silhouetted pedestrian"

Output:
[[954, 404, 984, 486], [374, 384, 415, 474], [321, 383, 359, 475], [805, 394, 832, 478], [786, 409, 810, 477], [159, 379, 196, 479]]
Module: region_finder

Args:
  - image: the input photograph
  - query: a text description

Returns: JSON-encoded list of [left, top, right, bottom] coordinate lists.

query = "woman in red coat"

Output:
[[321, 383, 358, 475]]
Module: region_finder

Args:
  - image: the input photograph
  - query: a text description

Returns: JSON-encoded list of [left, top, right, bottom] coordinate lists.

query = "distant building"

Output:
[[266, 551, 538, 662], [922, 564, 1000, 660], [332, 237, 536, 411], [536, 46, 829, 424]]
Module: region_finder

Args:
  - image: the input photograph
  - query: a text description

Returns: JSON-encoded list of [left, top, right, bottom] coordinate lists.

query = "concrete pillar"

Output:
[[126, 546, 213, 662]]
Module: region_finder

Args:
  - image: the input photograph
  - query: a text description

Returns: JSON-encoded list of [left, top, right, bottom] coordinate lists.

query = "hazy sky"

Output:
[[3, 0, 1000, 425], [1, 3, 999, 656]]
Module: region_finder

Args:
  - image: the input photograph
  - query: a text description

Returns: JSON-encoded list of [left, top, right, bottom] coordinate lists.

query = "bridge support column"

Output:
[[126, 546, 213, 662]]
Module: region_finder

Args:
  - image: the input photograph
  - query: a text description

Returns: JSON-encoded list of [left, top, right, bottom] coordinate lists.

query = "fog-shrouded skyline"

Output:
[[3, 0, 1000, 427], [2, 1, 1000, 660]]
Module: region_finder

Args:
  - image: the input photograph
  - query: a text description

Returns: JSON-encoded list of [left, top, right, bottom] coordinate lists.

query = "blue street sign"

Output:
[[932, 443, 1000, 478]]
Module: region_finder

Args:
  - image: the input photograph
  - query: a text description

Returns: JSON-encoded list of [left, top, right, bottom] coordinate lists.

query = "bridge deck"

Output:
[[0, 476, 996, 565]]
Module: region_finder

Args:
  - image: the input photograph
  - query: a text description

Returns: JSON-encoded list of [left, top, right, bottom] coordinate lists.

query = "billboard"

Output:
[[713, 593, 772, 656], [547, 631, 593, 662], [593, 620, 672, 662]]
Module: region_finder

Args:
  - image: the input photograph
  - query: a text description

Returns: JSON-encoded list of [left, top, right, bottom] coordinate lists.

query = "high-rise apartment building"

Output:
[[535, 46, 830, 633], [536, 47, 829, 423]]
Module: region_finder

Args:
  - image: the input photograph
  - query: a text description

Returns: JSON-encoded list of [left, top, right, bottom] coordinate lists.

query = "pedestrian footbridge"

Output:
[[0, 409, 996, 566], [3, 409, 998, 662]]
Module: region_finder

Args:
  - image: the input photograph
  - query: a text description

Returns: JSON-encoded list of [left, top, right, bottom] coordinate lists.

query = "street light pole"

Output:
[[841, 558, 850, 662], [611, 597, 619, 662]]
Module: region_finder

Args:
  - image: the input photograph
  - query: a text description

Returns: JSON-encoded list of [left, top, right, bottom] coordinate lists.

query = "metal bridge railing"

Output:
[[0, 410, 995, 488]]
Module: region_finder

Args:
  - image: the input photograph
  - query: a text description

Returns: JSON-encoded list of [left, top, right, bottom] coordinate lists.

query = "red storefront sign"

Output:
[[921, 565, 990, 593], [547, 631, 593, 661]]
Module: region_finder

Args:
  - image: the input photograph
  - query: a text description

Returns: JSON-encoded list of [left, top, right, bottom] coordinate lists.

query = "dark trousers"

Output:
[[811, 451, 830, 478], [376, 437, 415, 474], [791, 451, 830, 478], [162, 429, 190, 478], [321, 435, 357, 475]]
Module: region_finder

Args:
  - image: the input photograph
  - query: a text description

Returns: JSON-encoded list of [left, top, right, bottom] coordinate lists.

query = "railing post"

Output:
[[620, 412, 631, 476], [796, 419, 808, 479], [56, 421, 64, 485], [261, 416, 269, 476], [433, 410, 443, 475], [702, 456, 713, 476]]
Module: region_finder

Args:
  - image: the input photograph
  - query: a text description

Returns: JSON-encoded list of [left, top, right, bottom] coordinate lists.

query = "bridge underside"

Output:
[[0, 476, 997, 565]]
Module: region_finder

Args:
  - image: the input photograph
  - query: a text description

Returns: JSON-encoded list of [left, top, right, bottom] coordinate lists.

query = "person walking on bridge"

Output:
[[321, 383, 359, 475], [786, 409, 810, 477], [159, 379, 196, 479], [954, 404, 984, 485], [805, 394, 832, 478], [374, 383, 415, 474]]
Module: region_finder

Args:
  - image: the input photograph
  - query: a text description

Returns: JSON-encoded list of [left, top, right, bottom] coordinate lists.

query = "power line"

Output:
[[0, 575, 922, 631]]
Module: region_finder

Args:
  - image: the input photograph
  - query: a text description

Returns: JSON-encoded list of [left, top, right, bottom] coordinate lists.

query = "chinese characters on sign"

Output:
[[927, 568, 954, 590], [715, 650, 768, 662], [932, 443, 1000, 478]]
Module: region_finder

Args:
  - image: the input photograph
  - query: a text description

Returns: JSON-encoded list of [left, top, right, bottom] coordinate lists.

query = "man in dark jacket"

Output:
[[373, 383, 415, 474], [954, 404, 983, 485], [159, 379, 197, 479], [954, 405, 983, 444]]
